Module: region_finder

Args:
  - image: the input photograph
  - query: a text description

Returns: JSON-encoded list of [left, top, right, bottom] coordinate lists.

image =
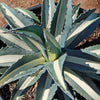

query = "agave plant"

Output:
[[0, 0, 100, 100]]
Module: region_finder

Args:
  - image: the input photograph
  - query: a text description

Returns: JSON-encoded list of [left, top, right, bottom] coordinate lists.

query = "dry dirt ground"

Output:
[[73, 0, 100, 13]]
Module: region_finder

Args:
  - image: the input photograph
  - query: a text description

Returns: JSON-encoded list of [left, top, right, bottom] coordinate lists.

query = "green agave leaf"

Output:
[[75, 8, 96, 23], [72, 3, 80, 23], [11, 69, 46, 100], [17, 36, 40, 53], [81, 45, 100, 57], [0, 55, 23, 67], [77, 72, 100, 94], [11, 24, 44, 44], [15, 7, 40, 23], [66, 14, 100, 49], [0, 46, 31, 55], [67, 9, 96, 38], [0, 3, 33, 28], [56, 88, 70, 100], [34, 72, 57, 100], [0, 28, 32, 51], [51, 0, 72, 38], [64, 68, 100, 100], [41, 0, 56, 29], [64, 49, 100, 74], [86, 73, 100, 81], [43, 29, 61, 61], [0, 46, 34, 67], [0, 67, 8, 74], [59, 0, 72, 48], [45, 53, 74, 99], [8, 30, 48, 60], [12, 24, 44, 41], [0, 52, 45, 87]]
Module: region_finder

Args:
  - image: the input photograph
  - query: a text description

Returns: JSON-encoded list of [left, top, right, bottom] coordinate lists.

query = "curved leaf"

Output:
[[12, 24, 44, 41], [45, 53, 74, 99], [66, 14, 100, 49], [0, 52, 45, 87], [72, 3, 80, 23], [51, 0, 72, 38], [0, 28, 32, 51], [15, 7, 40, 23], [64, 68, 100, 100], [0, 3, 33, 28], [43, 29, 61, 61], [64, 49, 100, 74], [34, 72, 57, 100], [81, 45, 100, 57], [0, 55, 23, 67], [8, 30, 48, 60], [58, 0, 72, 48], [41, 0, 56, 29], [0, 67, 8, 74], [11, 69, 46, 100], [75, 9, 96, 23]]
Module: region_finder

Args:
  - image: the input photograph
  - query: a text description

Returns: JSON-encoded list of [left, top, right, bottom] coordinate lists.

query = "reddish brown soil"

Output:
[[73, 0, 100, 13]]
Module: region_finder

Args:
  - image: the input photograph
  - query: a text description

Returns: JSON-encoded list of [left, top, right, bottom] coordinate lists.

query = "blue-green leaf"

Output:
[[81, 45, 100, 57], [72, 3, 80, 23], [12, 24, 44, 40], [15, 7, 40, 23], [34, 72, 57, 100], [65, 14, 100, 49], [64, 68, 100, 100], [0, 3, 33, 28], [0, 52, 45, 87], [0, 46, 26, 66], [59, 0, 72, 48], [43, 29, 61, 61], [75, 9, 96, 23], [64, 49, 100, 74], [11, 69, 46, 100], [11, 24, 44, 52], [0, 28, 32, 51], [51, 0, 72, 37], [0, 67, 8, 74], [45, 53, 74, 99], [41, 0, 56, 29]]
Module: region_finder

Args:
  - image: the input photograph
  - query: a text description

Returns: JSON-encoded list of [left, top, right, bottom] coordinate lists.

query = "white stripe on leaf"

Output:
[[64, 69, 100, 100], [67, 56, 100, 70]]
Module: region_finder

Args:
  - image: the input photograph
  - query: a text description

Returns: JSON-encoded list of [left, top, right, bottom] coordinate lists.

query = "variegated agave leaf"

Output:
[[0, 0, 100, 100], [11, 69, 46, 100], [15, 7, 40, 23], [0, 3, 34, 28]]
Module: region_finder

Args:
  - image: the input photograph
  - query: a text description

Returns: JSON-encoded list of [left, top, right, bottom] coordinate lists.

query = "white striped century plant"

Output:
[[0, 0, 100, 100]]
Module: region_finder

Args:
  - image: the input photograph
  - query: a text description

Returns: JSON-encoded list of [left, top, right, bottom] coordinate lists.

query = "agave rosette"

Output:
[[0, 0, 100, 100]]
